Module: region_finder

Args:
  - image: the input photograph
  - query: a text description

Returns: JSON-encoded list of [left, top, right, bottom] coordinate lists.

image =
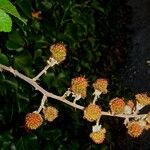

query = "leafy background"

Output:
[[0, 0, 135, 149]]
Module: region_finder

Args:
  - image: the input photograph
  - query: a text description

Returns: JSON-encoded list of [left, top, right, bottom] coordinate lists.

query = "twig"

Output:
[[33, 58, 57, 81], [93, 90, 102, 104], [37, 95, 47, 113], [0, 64, 148, 119], [0, 64, 84, 110], [101, 111, 147, 119]]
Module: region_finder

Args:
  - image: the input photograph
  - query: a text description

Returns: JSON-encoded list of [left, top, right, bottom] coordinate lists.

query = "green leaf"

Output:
[[91, 0, 104, 13], [16, 136, 38, 150], [14, 52, 32, 69], [0, 0, 27, 24], [1, 78, 18, 90], [0, 132, 13, 142], [42, 72, 55, 88], [101, 145, 108, 150], [15, 0, 32, 18], [33, 49, 42, 60], [41, 0, 53, 9], [14, 51, 34, 76], [0, 132, 15, 150], [6, 30, 25, 51], [0, 9, 12, 32], [0, 53, 9, 65]]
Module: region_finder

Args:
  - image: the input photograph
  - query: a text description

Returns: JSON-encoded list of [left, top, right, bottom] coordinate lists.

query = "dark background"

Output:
[[0, 0, 149, 149]]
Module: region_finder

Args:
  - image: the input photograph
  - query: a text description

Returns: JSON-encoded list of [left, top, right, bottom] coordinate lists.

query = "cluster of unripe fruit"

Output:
[[25, 106, 58, 130], [24, 43, 150, 144]]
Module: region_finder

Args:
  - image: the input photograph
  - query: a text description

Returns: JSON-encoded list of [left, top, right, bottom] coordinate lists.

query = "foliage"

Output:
[[0, 0, 131, 149], [0, 9, 12, 32], [0, 0, 26, 32]]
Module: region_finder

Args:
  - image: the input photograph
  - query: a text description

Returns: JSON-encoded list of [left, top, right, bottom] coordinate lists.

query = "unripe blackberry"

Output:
[[90, 128, 106, 144], [93, 78, 108, 94], [25, 112, 43, 130], [127, 121, 143, 138], [43, 106, 58, 122], [50, 43, 66, 62], [135, 93, 150, 106], [71, 77, 88, 98], [109, 97, 125, 114], [83, 104, 101, 122]]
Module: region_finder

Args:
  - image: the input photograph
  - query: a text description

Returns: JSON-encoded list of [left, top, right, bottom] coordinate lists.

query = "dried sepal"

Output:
[[124, 100, 135, 115], [124, 105, 132, 115], [146, 112, 150, 124]]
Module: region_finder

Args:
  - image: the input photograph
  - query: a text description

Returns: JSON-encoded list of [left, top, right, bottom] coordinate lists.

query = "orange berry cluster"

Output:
[[135, 93, 150, 106], [127, 114, 150, 138], [83, 104, 102, 122], [25, 106, 58, 130], [90, 128, 106, 144], [109, 97, 125, 114], [50, 43, 67, 63], [109, 98, 135, 115], [127, 121, 143, 138], [83, 104, 106, 144], [71, 76, 88, 98], [70, 77, 108, 98], [43, 106, 58, 122], [69, 76, 150, 144], [25, 113, 43, 130], [93, 78, 108, 94], [23, 43, 150, 144]]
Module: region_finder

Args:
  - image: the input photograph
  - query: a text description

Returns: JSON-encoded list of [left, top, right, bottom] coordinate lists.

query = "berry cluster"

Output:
[[27, 69, 150, 144], [0, 43, 149, 145], [24, 43, 150, 143], [50, 43, 67, 63], [25, 106, 58, 130]]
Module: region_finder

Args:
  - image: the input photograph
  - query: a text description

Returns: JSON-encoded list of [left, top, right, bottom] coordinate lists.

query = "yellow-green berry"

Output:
[[83, 104, 101, 122], [71, 76, 88, 98], [50, 43, 67, 62]]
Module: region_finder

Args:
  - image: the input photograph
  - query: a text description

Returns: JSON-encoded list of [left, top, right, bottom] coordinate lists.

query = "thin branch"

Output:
[[33, 63, 51, 81], [101, 111, 147, 119], [93, 90, 102, 104], [0, 64, 84, 110], [33, 58, 57, 81], [96, 117, 100, 125], [37, 95, 47, 113], [0, 64, 148, 119]]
